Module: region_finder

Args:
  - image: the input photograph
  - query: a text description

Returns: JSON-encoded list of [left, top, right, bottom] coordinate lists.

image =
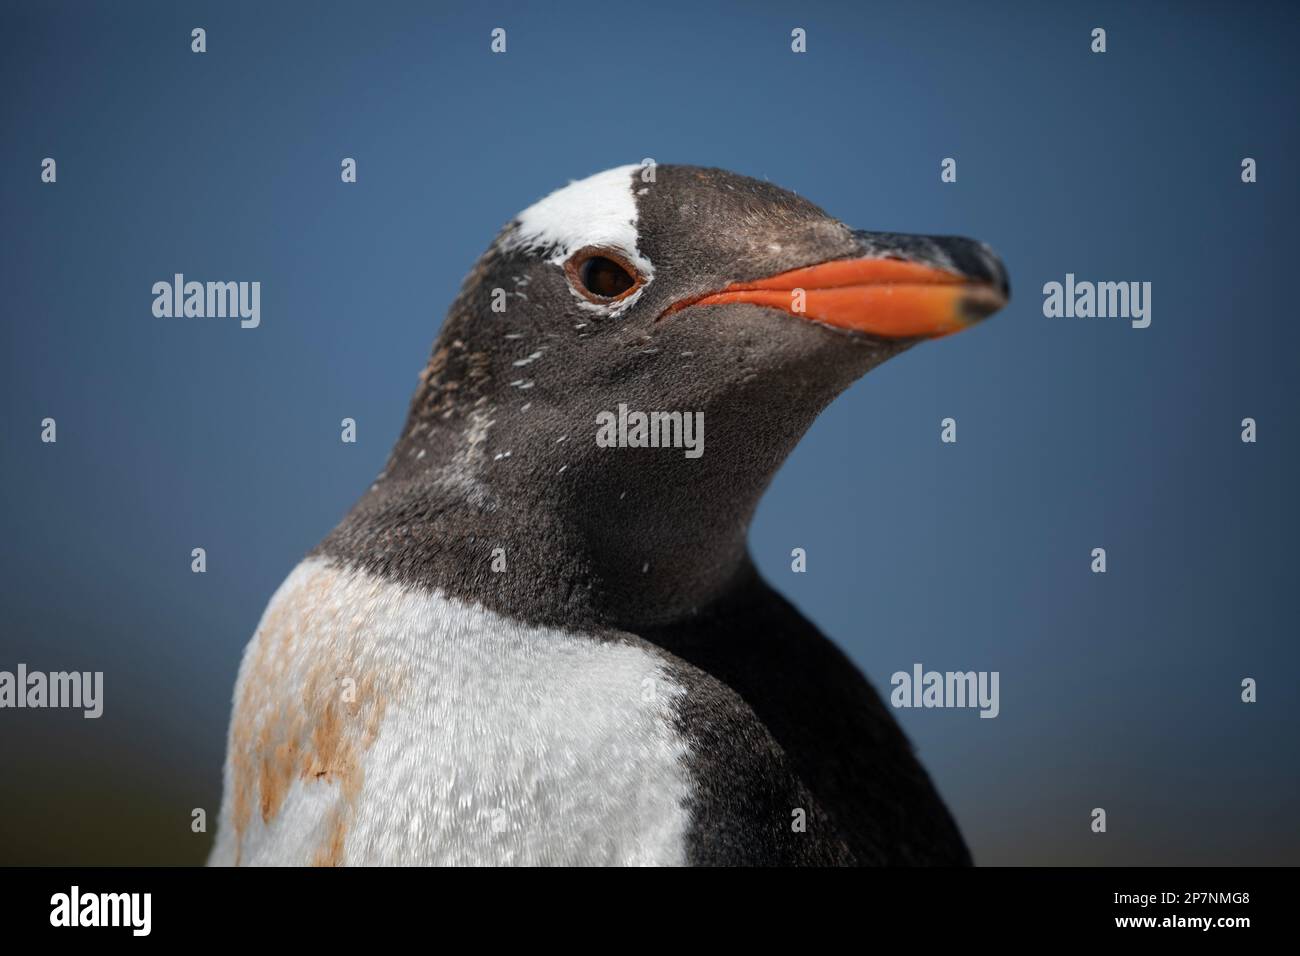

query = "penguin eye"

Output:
[[566, 248, 642, 303]]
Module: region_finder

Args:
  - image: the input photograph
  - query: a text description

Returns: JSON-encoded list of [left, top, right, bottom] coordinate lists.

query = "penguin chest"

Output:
[[212, 558, 693, 866]]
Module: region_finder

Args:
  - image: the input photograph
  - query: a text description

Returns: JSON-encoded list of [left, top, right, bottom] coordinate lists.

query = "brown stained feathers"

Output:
[[414, 337, 494, 423], [227, 565, 399, 866], [406, 244, 503, 430]]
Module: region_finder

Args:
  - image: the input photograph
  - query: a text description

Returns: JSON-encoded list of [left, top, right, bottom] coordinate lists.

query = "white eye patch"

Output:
[[505, 165, 655, 310]]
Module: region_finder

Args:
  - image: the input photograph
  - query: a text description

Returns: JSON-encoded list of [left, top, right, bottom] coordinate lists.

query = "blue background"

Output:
[[2, 0, 1296, 865]]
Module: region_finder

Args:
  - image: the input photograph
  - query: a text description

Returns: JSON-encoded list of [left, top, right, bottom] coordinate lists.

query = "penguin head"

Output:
[[408, 164, 1006, 468], [387, 165, 1007, 620]]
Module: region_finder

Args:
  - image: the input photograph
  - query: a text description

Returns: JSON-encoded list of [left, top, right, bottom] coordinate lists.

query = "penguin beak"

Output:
[[664, 232, 1009, 339]]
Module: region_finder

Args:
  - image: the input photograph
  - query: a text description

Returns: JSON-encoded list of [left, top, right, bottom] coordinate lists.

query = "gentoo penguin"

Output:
[[209, 164, 1008, 866]]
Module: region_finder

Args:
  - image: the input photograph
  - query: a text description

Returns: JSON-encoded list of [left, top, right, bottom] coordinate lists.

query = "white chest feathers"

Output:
[[208, 558, 692, 866]]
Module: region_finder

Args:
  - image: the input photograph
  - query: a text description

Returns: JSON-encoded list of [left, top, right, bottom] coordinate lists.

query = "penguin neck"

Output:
[[317, 407, 769, 632]]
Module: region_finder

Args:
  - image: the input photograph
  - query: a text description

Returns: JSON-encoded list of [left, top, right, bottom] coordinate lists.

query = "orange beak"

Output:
[[662, 251, 1008, 339]]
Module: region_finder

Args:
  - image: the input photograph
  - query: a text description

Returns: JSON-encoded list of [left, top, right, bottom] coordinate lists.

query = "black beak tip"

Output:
[[959, 284, 1009, 325], [975, 241, 1011, 302], [935, 235, 1010, 305], [849, 229, 1010, 307], [938, 237, 1011, 327]]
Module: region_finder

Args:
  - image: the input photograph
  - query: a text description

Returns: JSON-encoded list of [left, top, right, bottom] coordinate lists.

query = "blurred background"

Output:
[[1, 0, 1296, 865]]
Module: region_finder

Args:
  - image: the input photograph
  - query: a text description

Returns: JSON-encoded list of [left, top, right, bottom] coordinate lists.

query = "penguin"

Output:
[[209, 164, 1009, 867]]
